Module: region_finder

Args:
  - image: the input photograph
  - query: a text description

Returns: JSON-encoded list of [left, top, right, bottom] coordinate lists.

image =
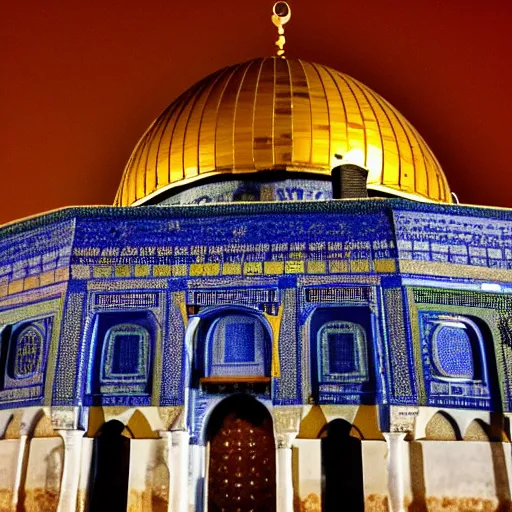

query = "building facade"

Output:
[[0, 23, 511, 512]]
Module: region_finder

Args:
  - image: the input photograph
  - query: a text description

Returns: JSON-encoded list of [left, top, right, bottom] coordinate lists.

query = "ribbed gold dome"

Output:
[[115, 57, 451, 205]]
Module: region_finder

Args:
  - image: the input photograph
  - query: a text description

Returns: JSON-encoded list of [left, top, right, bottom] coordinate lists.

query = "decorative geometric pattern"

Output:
[[413, 288, 512, 310], [224, 323, 255, 363], [413, 286, 512, 410], [305, 287, 372, 304], [309, 306, 376, 405], [0, 199, 511, 412], [318, 321, 368, 382], [328, 332, 356, 373], [53, 291, 85, 406], [189, 288, 279, 307], [2, 316, 53, 396], [432, 324, 474, 379], [78, 308, 158, 405], [384, 288, 415, 402], [419, 312, 490, 408], [12, 325, 43, 378], [274, 288, 299, 404], [207, 315, 267, 377], [160, 291, 186, 406], [395, 210, 512, 270], [102, 323, 149, 381]]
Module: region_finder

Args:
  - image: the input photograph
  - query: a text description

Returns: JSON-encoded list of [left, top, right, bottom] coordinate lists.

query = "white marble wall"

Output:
[[25, 438, 64, 512], [0, 440, 18, 511], [77, 438, 93, 512], [292, 439, 512, 512], [292, 440, 322, 511], [127, 439, 169, 512]]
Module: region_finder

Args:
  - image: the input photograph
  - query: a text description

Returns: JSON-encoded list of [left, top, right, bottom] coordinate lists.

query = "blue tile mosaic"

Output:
[[0, 199, 509, 411]]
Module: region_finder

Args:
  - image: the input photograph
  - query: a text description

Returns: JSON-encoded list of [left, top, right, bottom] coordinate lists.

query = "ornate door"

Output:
[[207, 395, 276, 512]]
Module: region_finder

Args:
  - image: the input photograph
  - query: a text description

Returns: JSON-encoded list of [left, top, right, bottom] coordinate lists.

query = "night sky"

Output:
[[2, 0, 511, 224]]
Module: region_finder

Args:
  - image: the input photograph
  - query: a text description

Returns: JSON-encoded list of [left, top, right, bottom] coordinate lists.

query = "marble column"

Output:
[[383, 432, 407, 512], [276, 434, 296, 512], [189, 443, 206, 512], [159, 431, 173, 512], [273, 407, 302, 512], [171, 430, 190, 512], [11, 434, 28, 511], [56, 430, 85, 512]]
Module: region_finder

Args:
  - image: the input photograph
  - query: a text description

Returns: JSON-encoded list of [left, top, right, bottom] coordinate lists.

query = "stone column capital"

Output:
[[383, 431, 407, 442], [389, 405, 419, 434], [51, 406, 86, 431], [276, 432, 296, 449], [58, 428, 86, 449], [273, 406, 302, 448]]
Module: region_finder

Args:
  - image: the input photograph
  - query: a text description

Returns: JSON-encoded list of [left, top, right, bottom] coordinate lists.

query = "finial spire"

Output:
[[272, 2, 291, 58]]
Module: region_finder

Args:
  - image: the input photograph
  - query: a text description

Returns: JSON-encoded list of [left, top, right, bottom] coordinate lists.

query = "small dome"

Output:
[[115, 57, 451, 206]]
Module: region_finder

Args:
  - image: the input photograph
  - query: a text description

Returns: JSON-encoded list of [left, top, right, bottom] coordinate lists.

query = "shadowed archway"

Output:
[[88, 420, 130, 512], [320, 419, 364, 512]]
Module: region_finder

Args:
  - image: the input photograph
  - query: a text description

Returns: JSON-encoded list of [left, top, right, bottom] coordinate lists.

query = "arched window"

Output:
[[423, 315, 485, 383], [309, 306, 376, 405], [11, 325, 44, 379], [1, 317, 52, 395], [318, 321, 368, 383], [203, 313, 270, 379], [89, 311, 154, 398], [101, 323, 150, 382], [431, 322, 477, 380], [420, 313, 491, 407]]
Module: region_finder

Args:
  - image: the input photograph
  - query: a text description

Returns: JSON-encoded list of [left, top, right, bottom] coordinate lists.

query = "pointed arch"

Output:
[[352, 405, 384, 440], [3, 408, 48, 439], [424, 411, 461, 441], [126, 409, 159, 439], [194, 306, 273, 385], [32, 412, 58, 438], [3, 413, 20, 439], [463, 419, 490, 441], [318, 418, 363, 440], [297, 405, 327, 439], [206, 394, 276, 511]]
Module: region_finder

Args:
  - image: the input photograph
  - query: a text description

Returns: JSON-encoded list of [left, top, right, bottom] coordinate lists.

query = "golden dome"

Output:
[[115, 57, 451, 206]]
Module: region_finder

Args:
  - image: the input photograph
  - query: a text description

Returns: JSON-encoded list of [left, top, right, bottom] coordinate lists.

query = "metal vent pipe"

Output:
[[331, 164, 369, 199]]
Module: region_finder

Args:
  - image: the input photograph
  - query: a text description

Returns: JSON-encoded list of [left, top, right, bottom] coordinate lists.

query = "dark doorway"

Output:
[[88, 420, 130, 512], [206, 395, 276, 512], [321, 419, 364, 512]]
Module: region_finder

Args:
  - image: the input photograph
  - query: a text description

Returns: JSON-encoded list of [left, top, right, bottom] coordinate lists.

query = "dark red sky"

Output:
[[2, 0, 511, 224]]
